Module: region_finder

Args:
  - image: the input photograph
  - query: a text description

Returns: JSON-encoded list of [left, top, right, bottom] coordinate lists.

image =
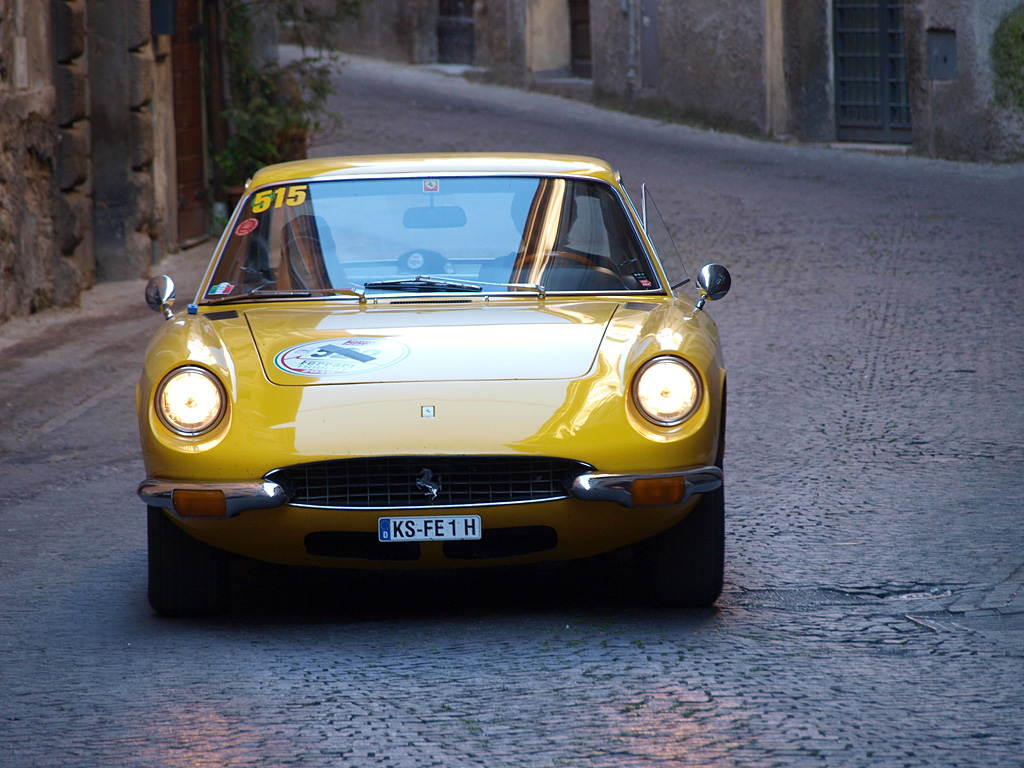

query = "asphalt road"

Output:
[[2, 53, 1023, 767]]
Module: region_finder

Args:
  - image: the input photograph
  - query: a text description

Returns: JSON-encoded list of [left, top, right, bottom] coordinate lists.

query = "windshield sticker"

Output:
[[423, 179, 439, 193], [208, 282, 235, 296], [275, 337, 410, 377], [235, 218, 259, 237], [250, 184, 308, 213]]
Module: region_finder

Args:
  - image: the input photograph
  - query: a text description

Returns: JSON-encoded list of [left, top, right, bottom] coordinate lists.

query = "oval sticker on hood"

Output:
[[274, 337, 410, 377]]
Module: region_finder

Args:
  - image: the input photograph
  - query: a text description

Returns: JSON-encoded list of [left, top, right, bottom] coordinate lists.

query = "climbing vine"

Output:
[[992, 4, 1024, 112], [216, 0, 361, 189]]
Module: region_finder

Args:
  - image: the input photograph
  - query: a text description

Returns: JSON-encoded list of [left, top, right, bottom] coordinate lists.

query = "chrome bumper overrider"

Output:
[[570, 465, 723, 508], [138, 479, 290, 518]]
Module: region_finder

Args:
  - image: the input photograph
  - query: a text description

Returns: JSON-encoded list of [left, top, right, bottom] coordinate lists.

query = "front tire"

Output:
[[148, 507, 231, 616], [636, 485, 724, 608]]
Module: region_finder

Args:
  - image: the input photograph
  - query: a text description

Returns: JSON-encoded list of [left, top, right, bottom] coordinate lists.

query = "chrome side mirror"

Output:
[[145, 275, 176, 320], [695, 264, 731, 310]]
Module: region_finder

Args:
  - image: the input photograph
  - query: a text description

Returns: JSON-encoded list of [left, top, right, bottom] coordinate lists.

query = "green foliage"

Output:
[[993, 5, 1024, 112], [216, 0, 360, 188], [276, 0, 363, 51]]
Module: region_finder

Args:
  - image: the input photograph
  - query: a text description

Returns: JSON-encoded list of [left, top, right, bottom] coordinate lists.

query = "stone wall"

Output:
[[589, 0, 1024, 160], [476, 0, 529, 86], [781, 1, 832, 142], [326, 0, 437, 64], [53, 0, 96, 304], [322, 0, 1023, 161], [1, 0, 74, 320], [653, 0, 767, 134], [88, 0, 161, 280], [588, 0, 632, 102], [526, 0, 571, 76], [916, 0, 1024, 160], [1, 0, 175, 326]]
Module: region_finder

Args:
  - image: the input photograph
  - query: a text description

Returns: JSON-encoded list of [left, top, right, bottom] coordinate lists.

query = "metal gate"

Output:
[[438, 0, 474, 65], [833, 0, 911, 143]]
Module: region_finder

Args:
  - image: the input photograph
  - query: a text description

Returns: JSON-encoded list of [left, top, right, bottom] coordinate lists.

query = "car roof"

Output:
[[247, 153, 620, 188]]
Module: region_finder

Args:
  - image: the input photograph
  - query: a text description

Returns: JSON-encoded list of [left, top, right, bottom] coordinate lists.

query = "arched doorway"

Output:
[[569, 0, 592, 78]]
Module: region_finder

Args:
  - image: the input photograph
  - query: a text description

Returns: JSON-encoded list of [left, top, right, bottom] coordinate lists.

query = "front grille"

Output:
[[269, 456, 591, 509]]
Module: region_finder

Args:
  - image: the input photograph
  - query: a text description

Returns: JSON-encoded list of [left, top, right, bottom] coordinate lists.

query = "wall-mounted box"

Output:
[[928, 30, 958, 81]]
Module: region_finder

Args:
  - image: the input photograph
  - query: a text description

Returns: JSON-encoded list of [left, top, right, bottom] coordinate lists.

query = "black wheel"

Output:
[[148, 507, 231, 616], [636, 485, 724, 608]]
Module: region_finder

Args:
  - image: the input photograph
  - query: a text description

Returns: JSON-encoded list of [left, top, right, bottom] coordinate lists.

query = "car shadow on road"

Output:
[[221, 550, 720, 626]]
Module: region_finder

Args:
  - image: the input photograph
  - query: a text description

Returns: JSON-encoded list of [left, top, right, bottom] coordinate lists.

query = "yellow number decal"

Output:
[[251, 190, 274, 213], [251, 185, 307, 213], [286, 185, 308, 207]]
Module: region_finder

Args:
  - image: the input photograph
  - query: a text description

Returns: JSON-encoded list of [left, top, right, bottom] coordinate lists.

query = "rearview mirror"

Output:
[[403, 206, 467, 229]]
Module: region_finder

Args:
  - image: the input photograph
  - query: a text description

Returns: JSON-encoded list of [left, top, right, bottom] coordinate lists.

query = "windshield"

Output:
[[203, 175, 663, 301]]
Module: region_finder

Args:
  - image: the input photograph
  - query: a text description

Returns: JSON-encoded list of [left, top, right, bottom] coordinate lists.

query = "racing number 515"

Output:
[[250, 185, 308, 213]]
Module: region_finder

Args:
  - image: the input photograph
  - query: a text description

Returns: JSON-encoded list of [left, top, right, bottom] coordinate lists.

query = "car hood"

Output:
[[244, 302, 618, 385]]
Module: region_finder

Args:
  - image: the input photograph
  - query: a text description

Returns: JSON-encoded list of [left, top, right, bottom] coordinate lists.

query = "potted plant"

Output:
[[216, 0, 357, 198]]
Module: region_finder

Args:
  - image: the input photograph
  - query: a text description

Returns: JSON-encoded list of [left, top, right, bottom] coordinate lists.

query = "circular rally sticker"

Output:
[[275, 337, 410, 377], [235, 218, 259, 236]]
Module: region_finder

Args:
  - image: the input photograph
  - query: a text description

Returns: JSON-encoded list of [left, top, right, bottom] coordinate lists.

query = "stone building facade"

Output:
[[0, 0, 177, 324], [329, 0, 1024, 161]]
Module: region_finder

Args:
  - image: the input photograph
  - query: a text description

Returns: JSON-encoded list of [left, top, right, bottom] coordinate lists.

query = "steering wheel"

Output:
[[397, 249, 449, 274], [542, 250, 625, 287], [542, 250, 595, 267]]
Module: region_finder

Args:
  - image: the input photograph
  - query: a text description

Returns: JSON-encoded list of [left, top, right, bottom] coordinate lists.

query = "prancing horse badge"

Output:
[[416, 468, 441, 500]]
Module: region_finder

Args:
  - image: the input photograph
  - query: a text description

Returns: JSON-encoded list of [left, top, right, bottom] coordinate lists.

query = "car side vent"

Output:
[[387, 299, 474, 305]]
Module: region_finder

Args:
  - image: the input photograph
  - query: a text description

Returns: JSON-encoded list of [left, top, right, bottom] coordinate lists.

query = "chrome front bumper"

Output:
[[570, 465, 723, 508], [138, 479, 290, 518], [139, 465, 723, 517]]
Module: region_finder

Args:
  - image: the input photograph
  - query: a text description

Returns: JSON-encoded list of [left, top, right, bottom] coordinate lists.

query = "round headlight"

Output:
[[156, 366, 226, 436], [632, 357, 702, 426]]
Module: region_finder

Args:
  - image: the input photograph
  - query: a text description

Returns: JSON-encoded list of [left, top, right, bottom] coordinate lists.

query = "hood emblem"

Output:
[[416, 468, 441, 500]]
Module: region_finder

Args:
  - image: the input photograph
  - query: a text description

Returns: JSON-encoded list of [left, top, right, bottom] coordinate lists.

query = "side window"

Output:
[[208, 185, 321, 296], [557, 181, 652, 280]]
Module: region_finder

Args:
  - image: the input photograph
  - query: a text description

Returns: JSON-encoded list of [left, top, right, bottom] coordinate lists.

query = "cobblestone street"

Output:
[[1, 54, 1023, 766]]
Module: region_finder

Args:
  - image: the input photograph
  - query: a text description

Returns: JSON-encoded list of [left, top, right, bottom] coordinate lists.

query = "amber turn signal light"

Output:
[[173, 489, 228, 517], [630, 477, 686, 507]]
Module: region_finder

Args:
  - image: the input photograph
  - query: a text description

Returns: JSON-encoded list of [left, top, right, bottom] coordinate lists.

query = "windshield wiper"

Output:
[[363, 275, 482, 293], [208, 288, 312, 303], [207, 286, 371, 305], [475, 280, 547, 298], [321, 287, 367, 303]]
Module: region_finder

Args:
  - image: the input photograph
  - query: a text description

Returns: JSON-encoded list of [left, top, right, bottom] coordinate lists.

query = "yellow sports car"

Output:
[[138, 153, 731, 615]]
